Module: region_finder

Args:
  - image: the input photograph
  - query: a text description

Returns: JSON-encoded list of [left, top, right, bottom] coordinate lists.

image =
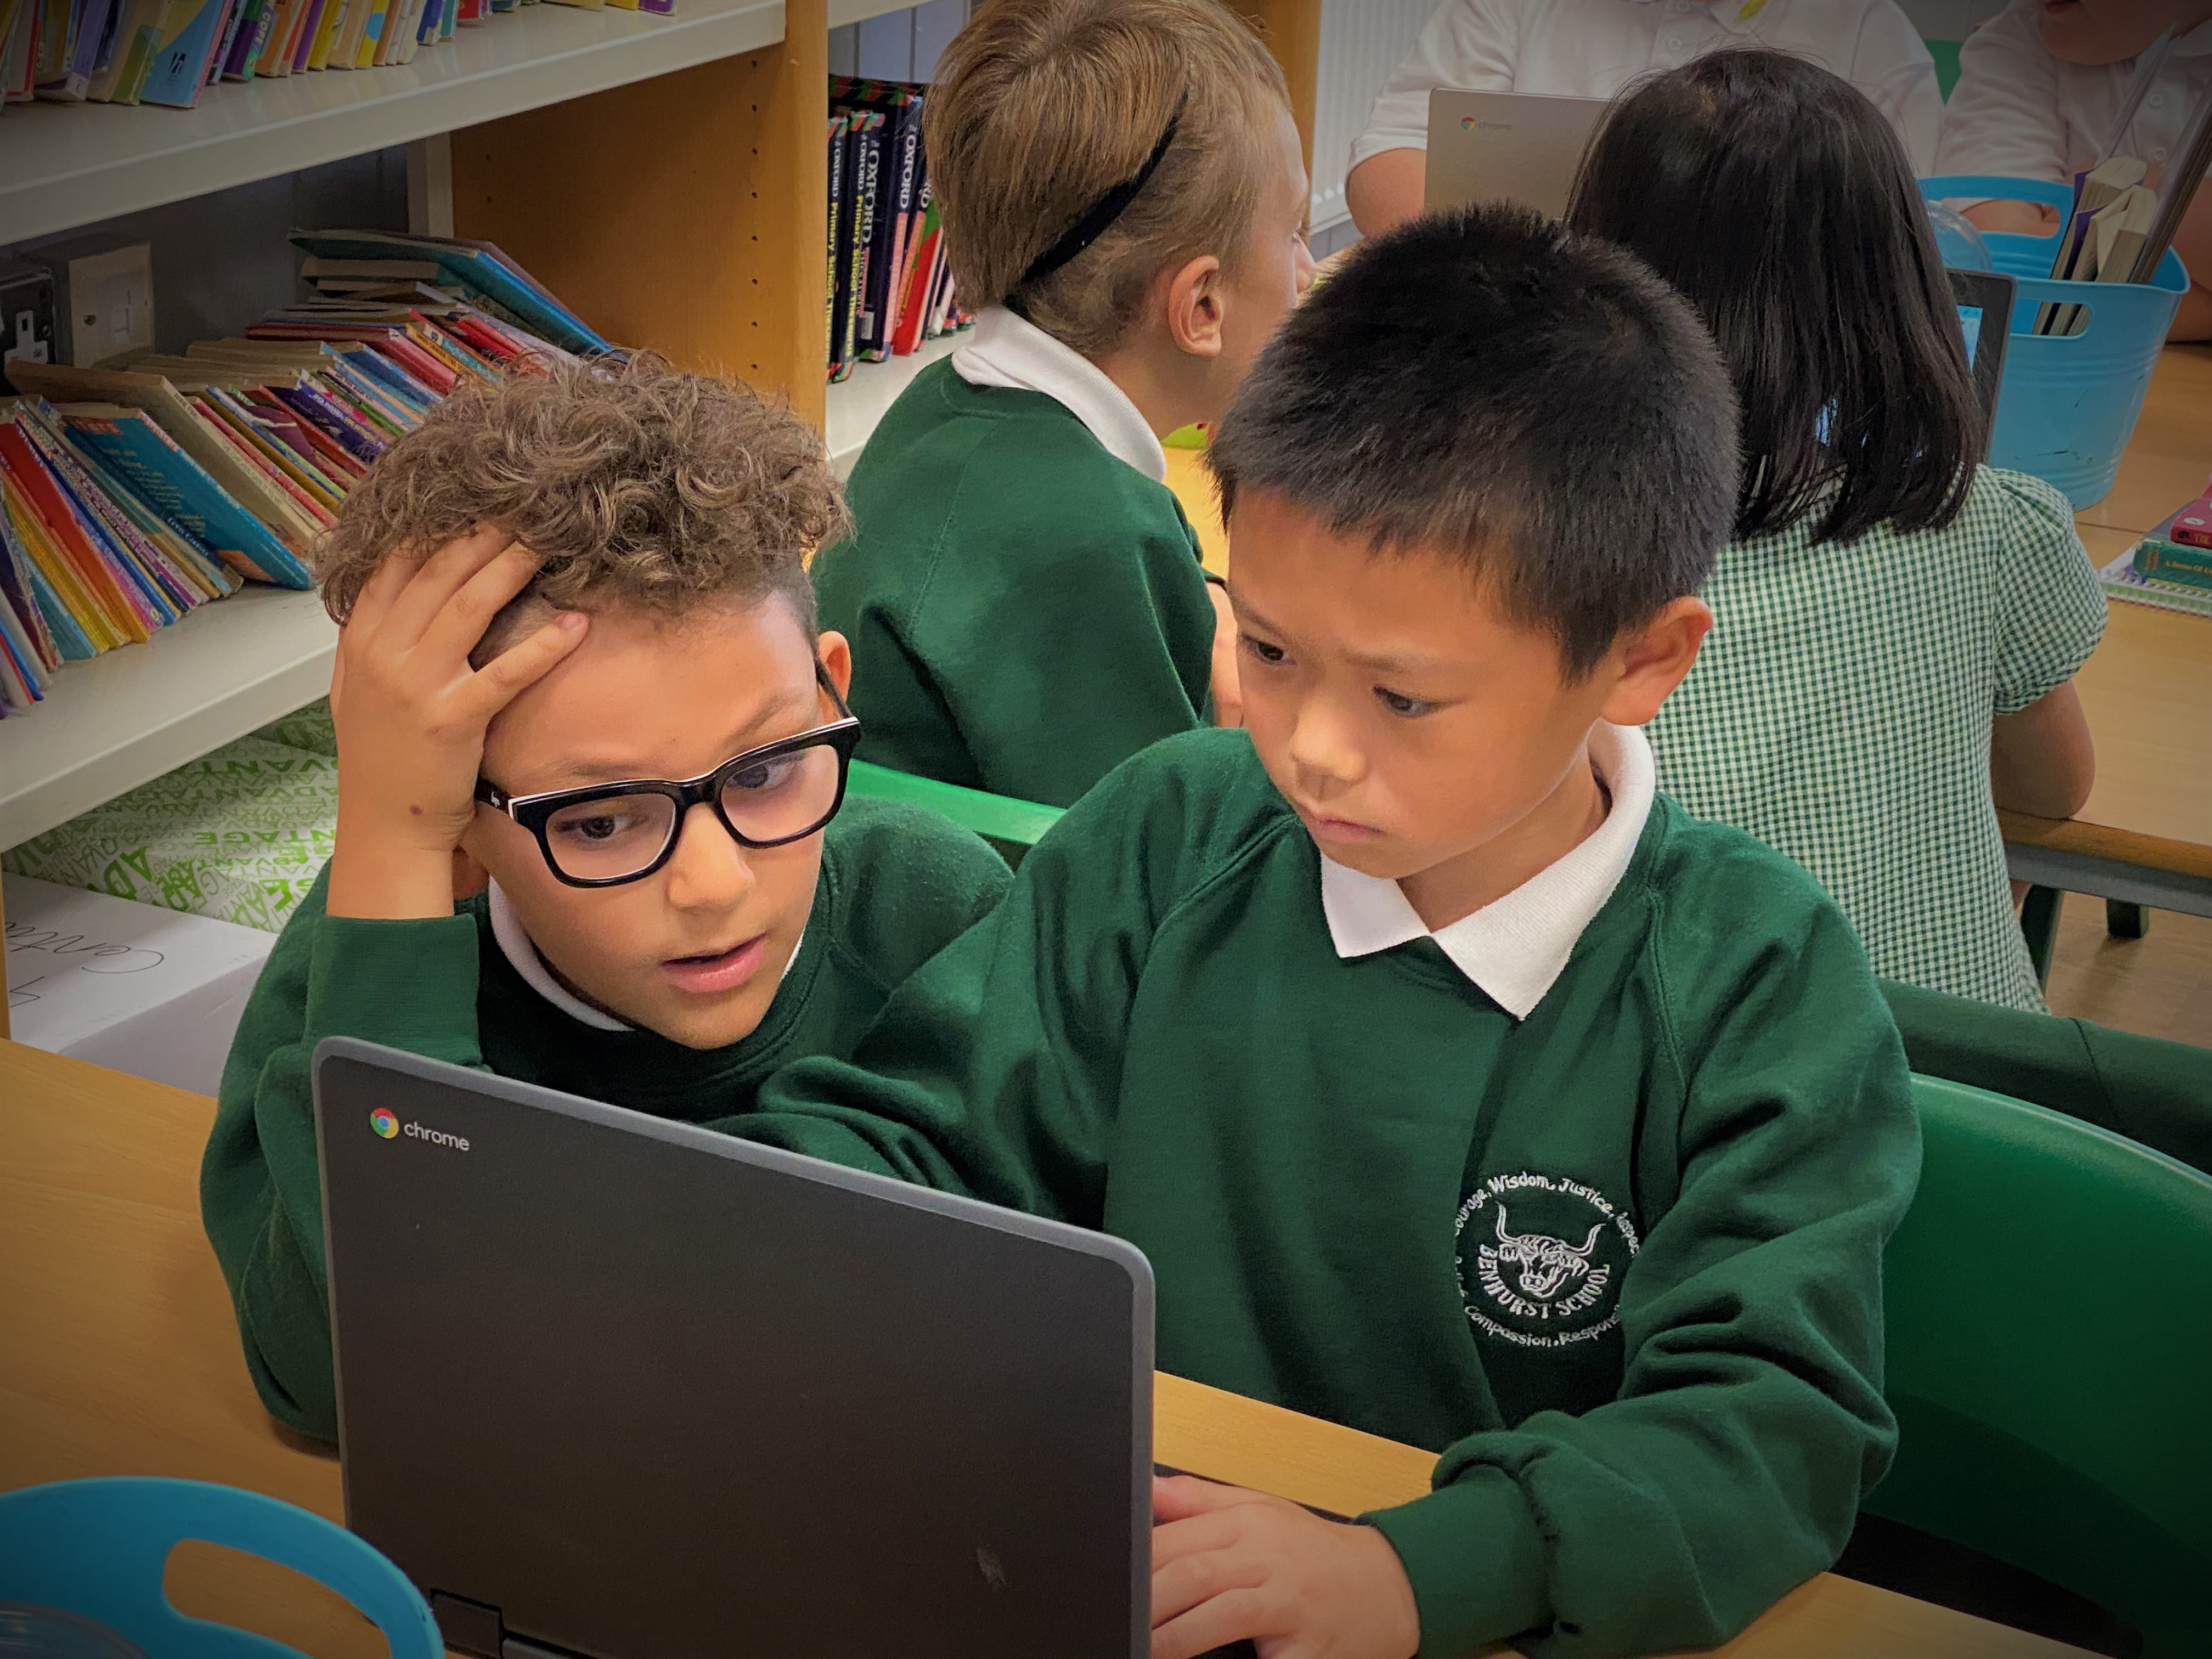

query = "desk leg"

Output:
[[1, 873, 9, 1040], [2106, 900, 2149, 940], [2021, 886, 2063, 986]]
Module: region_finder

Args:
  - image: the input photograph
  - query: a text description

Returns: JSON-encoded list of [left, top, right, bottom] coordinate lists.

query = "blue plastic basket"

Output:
[[0, 1477, 441, 1659], [1922, 176, 2188, 509]]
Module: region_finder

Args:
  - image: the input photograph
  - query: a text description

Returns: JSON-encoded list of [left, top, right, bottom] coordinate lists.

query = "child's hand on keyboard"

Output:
[[1149, 1475, 1419, 1659]]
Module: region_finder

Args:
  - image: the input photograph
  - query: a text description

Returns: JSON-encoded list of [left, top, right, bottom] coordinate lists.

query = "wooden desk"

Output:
[[2072, 346, 2212, 540], [0, 1040, 2088, 1659], [2002, 349, 2212, 922]]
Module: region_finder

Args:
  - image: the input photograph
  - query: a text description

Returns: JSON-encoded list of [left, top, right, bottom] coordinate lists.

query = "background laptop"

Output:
[[1426, 86, 2014, 458], [1948, 267, 2016, 458], [315, 1039, 1154, 1659], [1424, 88, 1611, 219]]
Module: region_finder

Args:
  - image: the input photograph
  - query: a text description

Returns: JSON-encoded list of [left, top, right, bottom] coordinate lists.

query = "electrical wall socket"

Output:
[[61, 242, 155, 368], [25, 237, 156, 368], [0, 262, 57, 377]]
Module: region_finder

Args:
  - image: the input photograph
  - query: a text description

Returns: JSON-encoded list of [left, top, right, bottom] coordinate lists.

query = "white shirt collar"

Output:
[[487, 882, 809, 1032], [1317, 724, 1655, 1020], [488, 879, 630, 1030], [951, 306, 1167, 482]]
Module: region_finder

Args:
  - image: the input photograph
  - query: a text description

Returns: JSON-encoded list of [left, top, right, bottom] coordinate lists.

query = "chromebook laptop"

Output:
[[1424, 88, 1611, 219], [314, 1037, 1154, 1659]]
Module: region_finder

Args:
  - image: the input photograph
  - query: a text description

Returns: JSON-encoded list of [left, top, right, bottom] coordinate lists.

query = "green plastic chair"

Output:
[[847, 760, 1064, 862], [1867, 1077, 2212, 1656]]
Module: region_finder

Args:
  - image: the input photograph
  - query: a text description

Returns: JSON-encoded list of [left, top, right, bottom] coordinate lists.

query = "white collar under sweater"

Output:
[[1317, 723, 1655, 1021], [487, 879, 800, 1034], [951, 306, 1167, 482]]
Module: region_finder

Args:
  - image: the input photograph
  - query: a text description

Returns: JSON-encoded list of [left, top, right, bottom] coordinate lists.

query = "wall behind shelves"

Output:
[[828, 0, 966, 83], [0, 151, 409, 362]]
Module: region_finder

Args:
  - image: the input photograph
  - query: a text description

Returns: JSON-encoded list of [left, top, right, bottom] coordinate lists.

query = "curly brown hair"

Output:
[[313, 354, 847, 642]]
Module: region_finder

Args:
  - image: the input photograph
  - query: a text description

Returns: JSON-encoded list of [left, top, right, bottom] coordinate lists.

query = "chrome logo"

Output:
[[370, 1109, 398, 1139]]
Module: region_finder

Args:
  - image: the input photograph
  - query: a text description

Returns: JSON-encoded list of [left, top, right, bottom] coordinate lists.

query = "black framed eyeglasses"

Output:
[[475, 666, 862, 888]]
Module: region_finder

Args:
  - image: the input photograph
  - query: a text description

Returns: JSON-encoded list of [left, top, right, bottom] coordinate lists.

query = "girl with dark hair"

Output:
[[1568, 48, 2107, 1012]]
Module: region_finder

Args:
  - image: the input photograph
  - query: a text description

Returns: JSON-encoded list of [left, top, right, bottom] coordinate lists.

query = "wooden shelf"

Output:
[[0, 588, 337, 851], [0, 0, 1323, 858], [0, 0, 784, 246], [824, 332, 961, 477]]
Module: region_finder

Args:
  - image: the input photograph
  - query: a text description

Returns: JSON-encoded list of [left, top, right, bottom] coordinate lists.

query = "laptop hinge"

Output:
[[430, 1593, 504, 1659]]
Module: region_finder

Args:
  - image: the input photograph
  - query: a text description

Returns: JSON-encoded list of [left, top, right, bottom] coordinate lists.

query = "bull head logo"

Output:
[[1492, 1205, 1604, 1301]]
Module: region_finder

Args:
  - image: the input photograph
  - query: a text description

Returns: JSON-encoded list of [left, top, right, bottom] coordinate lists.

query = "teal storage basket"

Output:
[[1921, 176, 2188, 509], [0, 1477, 441, 1659]]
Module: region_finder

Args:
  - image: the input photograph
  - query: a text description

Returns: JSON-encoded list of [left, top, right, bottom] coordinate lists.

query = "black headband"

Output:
[[1015, 93, 1188, 293]]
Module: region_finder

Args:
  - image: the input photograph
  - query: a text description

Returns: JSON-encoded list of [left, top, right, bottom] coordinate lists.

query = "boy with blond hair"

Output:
[[812, 0, 1316, 808], [202, 357, 1011, 1441], [737, 211, 1919, 1657]]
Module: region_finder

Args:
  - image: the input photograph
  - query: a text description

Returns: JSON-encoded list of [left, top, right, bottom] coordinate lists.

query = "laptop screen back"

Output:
[[1424, 88, 1611, 219], [315, 1040, 1153, 1659]]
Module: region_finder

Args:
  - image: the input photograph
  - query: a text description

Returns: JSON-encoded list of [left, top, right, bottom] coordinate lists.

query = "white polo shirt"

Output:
[[1352, 0, 1944, 177], [1936, 3, 2212, 185], [1318, 721, 1654, 1020]]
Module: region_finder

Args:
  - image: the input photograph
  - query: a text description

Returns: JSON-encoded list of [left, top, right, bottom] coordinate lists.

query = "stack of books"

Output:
[[0, 0, 666, 114], [828, 75, 970, 384], [0, 229, 600, 719], [2035, 27, 2212, 335]]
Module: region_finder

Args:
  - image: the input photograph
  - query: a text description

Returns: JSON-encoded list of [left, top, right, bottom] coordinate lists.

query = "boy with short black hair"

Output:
[[203, 357, 1012, 1442], [738, 209, 1920, 1658], [811, 0, 1316, 808]]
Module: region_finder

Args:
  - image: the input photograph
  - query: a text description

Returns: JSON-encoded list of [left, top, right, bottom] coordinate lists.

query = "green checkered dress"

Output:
[[1649, 466, 2107, 1012]]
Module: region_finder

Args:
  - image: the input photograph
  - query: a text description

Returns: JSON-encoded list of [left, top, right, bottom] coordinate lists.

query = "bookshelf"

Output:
[[0, 588, 336, 850], [0, 0, 1321, 857], [0, 0, 786, 247], [825, 332, 961, 477], [827, 0, 927, 23]]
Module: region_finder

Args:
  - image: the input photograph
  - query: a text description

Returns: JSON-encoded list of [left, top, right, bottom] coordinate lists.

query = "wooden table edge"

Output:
[[2000, 810, 2212, 883]]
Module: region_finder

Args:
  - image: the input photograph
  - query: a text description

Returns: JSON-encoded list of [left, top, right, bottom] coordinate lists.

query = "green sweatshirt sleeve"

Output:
[[730, 740, 1235, 1210], [1372, 893, 1919, 1659], [199, 865, 485, 1441]]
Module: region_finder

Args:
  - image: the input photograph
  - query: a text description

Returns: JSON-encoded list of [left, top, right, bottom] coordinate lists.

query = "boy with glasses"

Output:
[[202, 357, 1012, 1442]]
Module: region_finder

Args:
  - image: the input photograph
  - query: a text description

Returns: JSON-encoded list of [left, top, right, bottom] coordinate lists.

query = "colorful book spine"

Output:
[[219, 0, 267, 75], [2133, 537, 2212, 592], [138, 0, 231, 105]]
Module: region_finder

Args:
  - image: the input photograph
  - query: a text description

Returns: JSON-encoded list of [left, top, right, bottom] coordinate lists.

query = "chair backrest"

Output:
[[0, 1477, 441, 1659], [847, 760, 1065, 859], [1870, 1078, 2212, 1657], [1880, 978, 2212, 1177]]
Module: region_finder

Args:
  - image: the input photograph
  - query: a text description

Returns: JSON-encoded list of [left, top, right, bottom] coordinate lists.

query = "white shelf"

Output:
[[0, 0, 784, 245], [823, 331, 960, 478], [826, 0, 916, 24], [0, 586, 337, 850]]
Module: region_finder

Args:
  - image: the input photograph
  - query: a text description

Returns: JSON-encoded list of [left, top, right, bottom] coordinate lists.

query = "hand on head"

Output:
[[326, 528, 588, 922], [1150, 1476, 1418, 1659]]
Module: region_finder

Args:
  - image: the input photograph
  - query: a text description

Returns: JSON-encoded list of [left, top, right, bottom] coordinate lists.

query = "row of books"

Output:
[[0, 0, 663, 112], [828, 75, 969, 383], [2034, 26, 2212, 335], [0, 232, 589, 719]]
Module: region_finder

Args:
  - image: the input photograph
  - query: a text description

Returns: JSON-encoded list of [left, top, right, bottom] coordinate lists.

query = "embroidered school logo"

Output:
[[369, 1109, 398, 1139], [1456, 1171, 1640, 1349]]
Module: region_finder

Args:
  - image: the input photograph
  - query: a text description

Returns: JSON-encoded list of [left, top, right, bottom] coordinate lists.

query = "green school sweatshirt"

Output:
[[811, 361, 1216, 808], [200, 798, 1010, 1442], [733, 731, 1921, 1659]]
